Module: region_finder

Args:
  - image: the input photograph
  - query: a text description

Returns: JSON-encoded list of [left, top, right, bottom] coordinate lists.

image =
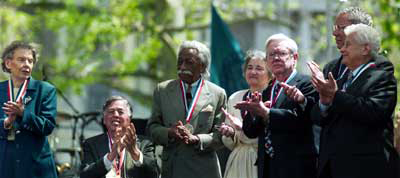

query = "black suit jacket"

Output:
[[322, 54, 394, 80], [80, 133, 159, 178], [314, 59, 399, 178], [243, 72, 318, 178]]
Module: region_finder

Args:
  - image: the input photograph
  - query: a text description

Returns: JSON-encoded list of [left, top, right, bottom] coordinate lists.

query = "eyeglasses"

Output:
[[333, 25, 348, 32], [267, 51, 291, 59]]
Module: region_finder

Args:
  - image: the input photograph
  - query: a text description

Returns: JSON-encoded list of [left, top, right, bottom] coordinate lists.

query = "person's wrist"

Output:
[[3, 119, 12, 130]]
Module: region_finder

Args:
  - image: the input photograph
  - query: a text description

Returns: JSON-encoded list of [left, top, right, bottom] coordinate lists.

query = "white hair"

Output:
[[178, 40, 211, 79], [265, 33, 298, 55], [344, 24, 381, 55]]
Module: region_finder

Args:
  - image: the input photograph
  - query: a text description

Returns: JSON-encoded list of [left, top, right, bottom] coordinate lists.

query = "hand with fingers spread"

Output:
[[280, 83, 305, 104], [221, 108, 242, 129], [125, 123, 141, 160]]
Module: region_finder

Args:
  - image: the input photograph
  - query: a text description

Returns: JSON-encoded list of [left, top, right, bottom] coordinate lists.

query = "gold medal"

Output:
[[184, 123, 194, 134]]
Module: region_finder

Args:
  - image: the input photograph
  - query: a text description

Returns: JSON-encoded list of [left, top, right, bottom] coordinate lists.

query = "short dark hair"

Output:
[[1, 41, 38, 73], [102, 96, 133, 118]]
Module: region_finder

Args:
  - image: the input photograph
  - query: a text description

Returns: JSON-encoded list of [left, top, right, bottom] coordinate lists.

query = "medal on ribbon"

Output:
[[180, 79, 204, 134]]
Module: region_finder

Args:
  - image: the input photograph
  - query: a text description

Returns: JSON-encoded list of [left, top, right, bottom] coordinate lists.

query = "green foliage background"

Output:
[[0, 0, 399, 108]]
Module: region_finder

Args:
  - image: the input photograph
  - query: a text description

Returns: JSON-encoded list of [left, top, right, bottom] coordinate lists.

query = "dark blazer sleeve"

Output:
[[375, 54, 394, 75], [131, 136, 159, 178], [80, 139, 108, 178]]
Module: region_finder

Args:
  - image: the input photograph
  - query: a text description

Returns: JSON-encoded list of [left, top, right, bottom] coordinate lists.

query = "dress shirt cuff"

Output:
[[103, 154, 113, 171], [319, 100, 331, 117], [132, 150, 143, 166]]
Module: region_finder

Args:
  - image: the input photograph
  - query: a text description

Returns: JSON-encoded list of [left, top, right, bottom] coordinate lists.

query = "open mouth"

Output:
[[111, 120, 120, 126]]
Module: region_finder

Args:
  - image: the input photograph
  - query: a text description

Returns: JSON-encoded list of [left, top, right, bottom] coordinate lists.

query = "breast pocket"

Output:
[[196, 106, 215, 132]]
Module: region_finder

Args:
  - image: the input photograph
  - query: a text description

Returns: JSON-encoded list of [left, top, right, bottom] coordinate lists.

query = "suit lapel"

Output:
[[96, 134, 110, 158], [345, 67, 373, 94], [166, 80, 186, 123], [24, 78, 37, 106], [274, 73, 300, 108]]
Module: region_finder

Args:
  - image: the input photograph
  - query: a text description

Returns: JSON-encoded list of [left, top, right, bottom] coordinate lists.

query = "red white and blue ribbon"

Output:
[[180, 79, 204, 124], [7, 78, 29, 103], [349, 62, 375, 84]]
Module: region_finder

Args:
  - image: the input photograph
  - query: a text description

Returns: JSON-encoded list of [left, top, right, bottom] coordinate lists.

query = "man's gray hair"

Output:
[[102, 96, 133, 118], [344, 24, 381, 55], [265, 33, 298, 55], [339, 7, 373, 26], [178, 40, 211, 79]]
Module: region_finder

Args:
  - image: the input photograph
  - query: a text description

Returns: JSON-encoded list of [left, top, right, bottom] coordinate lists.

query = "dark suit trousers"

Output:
[[263, 155, 317, 178]]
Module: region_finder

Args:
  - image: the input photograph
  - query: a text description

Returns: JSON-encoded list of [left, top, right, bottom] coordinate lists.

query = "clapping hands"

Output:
[[168, 121, 199, 145]]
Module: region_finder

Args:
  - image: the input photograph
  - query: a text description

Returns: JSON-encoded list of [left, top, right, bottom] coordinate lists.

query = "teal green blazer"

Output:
[[0, 78, 58, 178]]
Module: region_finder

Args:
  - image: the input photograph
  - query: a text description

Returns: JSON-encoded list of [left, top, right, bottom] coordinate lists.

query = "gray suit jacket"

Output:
[[148, 79, 227, 178]]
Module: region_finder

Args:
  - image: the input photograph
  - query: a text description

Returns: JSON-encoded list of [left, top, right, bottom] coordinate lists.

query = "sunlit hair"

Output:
[[1, 41, 38, 73], [344, 24, 381, 56], [102, 96, 133, 118], [178, 40, 211, 79], [243, 49, 272, 78], [265, 33, 298, 55], [339, 7, 373, 26]]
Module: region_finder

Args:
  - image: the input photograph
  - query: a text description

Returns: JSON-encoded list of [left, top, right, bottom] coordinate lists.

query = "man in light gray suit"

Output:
[[148, 40, 227, 178]]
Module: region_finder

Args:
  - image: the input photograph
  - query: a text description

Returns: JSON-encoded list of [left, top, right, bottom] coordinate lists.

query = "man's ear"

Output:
[[200, 63, 206, 73], [292, 53, 299, 61], [363, 44, 371, 56]]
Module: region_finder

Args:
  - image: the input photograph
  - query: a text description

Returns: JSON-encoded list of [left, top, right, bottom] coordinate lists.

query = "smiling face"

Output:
[[340, 32, 369, 70], [103, 100, 132, 136], [177, 48, 205, 84], [266, 40, 297, 79], [245, 58, 270, 90], [5, 48, 34, 82]]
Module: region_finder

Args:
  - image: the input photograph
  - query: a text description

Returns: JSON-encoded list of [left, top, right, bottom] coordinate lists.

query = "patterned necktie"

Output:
[[264, 83, 279, 158], [342, 71, 354, 91], [186, 84, 193, 106], [273, 83, 281, 101]]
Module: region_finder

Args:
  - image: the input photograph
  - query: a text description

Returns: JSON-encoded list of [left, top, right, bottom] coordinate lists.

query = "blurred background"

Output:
[[1, 0, 399, 177]]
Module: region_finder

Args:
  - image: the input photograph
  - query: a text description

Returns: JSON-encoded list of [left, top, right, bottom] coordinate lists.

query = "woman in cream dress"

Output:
[[219, 50, 272, 178]]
